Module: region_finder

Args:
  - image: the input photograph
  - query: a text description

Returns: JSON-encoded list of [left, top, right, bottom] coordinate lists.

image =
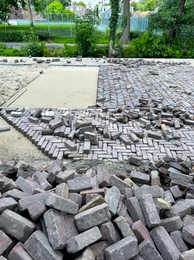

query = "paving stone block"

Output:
[[0, 197, 17, 212], [161, 216, 183, 232], [139, 240, 163, 260], [15, 176, 42, 195], [32, 171, 52, 190], [75, 203, 111, 232], [134, 185, 164, 199], [113, 216, 136, 238], [185, 199, 194, 214], [49, 118, 63, 130], [0, 230, 12, 255], [150, 226, 180, 260], [167, 200, 191, 218], [67, 227, 102, 253], [168, 168, 193, 183], [55, 170, 76, 184], [80, 188, 105, 203], [104, 236, 138, 260], [132, 220, 155, 248], [125, 197, 145, 223], [90, 241, 110, 260], [79, 195, 105, 213], [67, 176, 94, 192], [84, 132, 98, 145], [75, 248, 95, 260], [0, 126, 10, 132], [79, 126, 93, 134], [0, 209, 35, 242], [64, 140, 77, 151], [55, 183, 69, 198], [119, 135, 131, 145], [170, 230, 188, 253], [129, 156, 142, 166], [83, 141, 91, 154], [109, 175, 132, 195], [8, 242, 33, 260], [28, 200, 47, 221], [44, 209, 77, 250], [97, 166, 110, 187], [18, 191, 49, 211], [24, 230, 63, 260], [45, 193, 79, 214], [147, 131, 163, 140], [100, 221, 121, 243], [164, 190, 175, 205], [130, 171, 150, 184], [139, 194, 161, 228], [170, 185, 182, 199], [182, 224, 194, 245], [105, 186, 120, 215], [180, 249, 194, 260], [128, 132, 139, 143], [69, 193, 82, 207]]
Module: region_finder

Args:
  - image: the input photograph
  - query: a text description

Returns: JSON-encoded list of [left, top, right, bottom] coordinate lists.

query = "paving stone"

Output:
[[128, 132, 139, 143], [130, 171, 150, 184], [104, 236, 138, 260], [24, 230, 63, 260], [55, 183, 69, 198], [164, 190, 175, 205], [180, 249, 194, 260], [75, 248, 95, 260], [125, 197, 145, 224], [83, 141, 91, 154], [182, 224, 194, 245], [109, 175, 132, 195], [0, 209, 35, 242], [150, 226, 180, 260], [49, 118, 63, 130], [114, 216, 136, 238], [32, 171, 52, 190], [28, 200, 47, 221], [139, 240, 163, 260], [170, 230, 188, 253], [0, 230, 12, 255], [80, 188, 105, 203], [75, 203, 111, 232], [167, 200, 191, 218], [168, 168, 193, 183], [18, 191, 49, 211], [67, 176, 95, 192], [69, 193, 82, 207], [55, 170, 76, 184], [100, 221, 121, 243], [132, 220, 155, 248], [184, 199, 194, 214], [105, 186, 120, 215], [15, 176, 42, 195], [0, 126, 10, 132], [66, 227, 102, 253], [84, 132, 98, 145], [79, 195, 105, 213], [64, 140, 77, 151], [97, 166, 110, 187], [170, 185, 182, 199], [161, 216, 183, 232], [45, 193, 79, 214], [129, 156, 142, 166], [8, 242, 33, 260], [134, 185, 164, 199], [139, 194, 161, 228], [147, 131, 163, 140], [0, 197, 17, 212]]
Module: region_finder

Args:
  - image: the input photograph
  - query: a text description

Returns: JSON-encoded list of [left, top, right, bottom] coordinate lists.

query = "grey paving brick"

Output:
[[67, 176, 94, 192], [45, 193, 79, 214], [75, 203, 111, 232], [24, 230, 63, 260], [0, 197, 17, 212], [18, 191, 49, 211], [105, 186, 120, 215], [170, 230, 188, 253], [130, 171, 150, 184], [104, 236, 138, 260], [55, 183, 69, 198], [139, 240, 163, 260], [78, 195, 105, 213], [139, 194, 161, 229], [28, 200, 47, 221], [0, 209, 35, 242], [182, 224, 194, 245], [167, 200, 191, 218], [8, 242, 33, 260], [125, 197, 145, 224], [100, 221, 121, 243], [161, 216, 183, 232], [32, 171, 52, 190], [55, 169, 76, 184], [150, 226, 180, 260], [134, 185, 164, 199], [67, 227, 102, 253], [180, 249, 194, 260], [0, 230, 12, 255], [114, 216, 136, 238]]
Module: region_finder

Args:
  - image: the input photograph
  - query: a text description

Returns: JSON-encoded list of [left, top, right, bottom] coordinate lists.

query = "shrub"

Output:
[[0, 43, 21, 56]]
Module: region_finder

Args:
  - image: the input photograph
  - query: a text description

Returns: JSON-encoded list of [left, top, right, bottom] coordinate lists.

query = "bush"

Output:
[[0, 30, 23, 42], [0, 43, 21, 56], [75, 12, 98, 57]]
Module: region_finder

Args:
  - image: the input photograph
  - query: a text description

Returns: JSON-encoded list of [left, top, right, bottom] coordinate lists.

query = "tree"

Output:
[[46, 0, 64, 19], [34, 0, 71, 13], [119, 0, 130, 44], [0, 0, 26, 23], [108, 0, 120, 57], [149, 0, 194, 41]]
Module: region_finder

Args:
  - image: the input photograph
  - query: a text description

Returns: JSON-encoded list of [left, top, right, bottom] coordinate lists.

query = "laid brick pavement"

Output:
[[1, 60, 194, 162]]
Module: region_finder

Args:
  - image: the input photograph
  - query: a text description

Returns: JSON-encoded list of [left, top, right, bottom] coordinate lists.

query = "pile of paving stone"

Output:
[[1, 157, 194, 259]]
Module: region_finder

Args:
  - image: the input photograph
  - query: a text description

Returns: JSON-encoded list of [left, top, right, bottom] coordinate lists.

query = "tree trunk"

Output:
[[119, 0, 130, 44], [26, 0, 34, 27], [109, 39, 116, 57]]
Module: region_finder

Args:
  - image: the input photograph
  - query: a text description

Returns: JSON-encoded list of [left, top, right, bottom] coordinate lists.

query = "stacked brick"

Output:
[[0, 157, 194, 259]]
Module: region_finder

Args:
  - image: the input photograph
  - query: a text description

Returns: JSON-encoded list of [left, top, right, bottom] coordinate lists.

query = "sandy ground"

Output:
[[11, 66, 99, 109]]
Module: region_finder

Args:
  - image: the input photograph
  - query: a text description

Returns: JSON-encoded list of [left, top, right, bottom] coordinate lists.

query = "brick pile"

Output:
[[1, 98, 194, 161], [0, 157, 194, 259]]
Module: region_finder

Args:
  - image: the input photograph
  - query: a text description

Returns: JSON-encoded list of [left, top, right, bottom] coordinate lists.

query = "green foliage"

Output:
[[20, 28, 43, 57], [109, 0, 120, 42], [47, 0, 64, 15], [34, 0, 71, 13], [149, 0, 194, 39], [0, 42, 21, 56], [122, 32, 194, 58], [75, 12, 98, 57], [0, 0, 26, 23], [135, 0, 159, 11]]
